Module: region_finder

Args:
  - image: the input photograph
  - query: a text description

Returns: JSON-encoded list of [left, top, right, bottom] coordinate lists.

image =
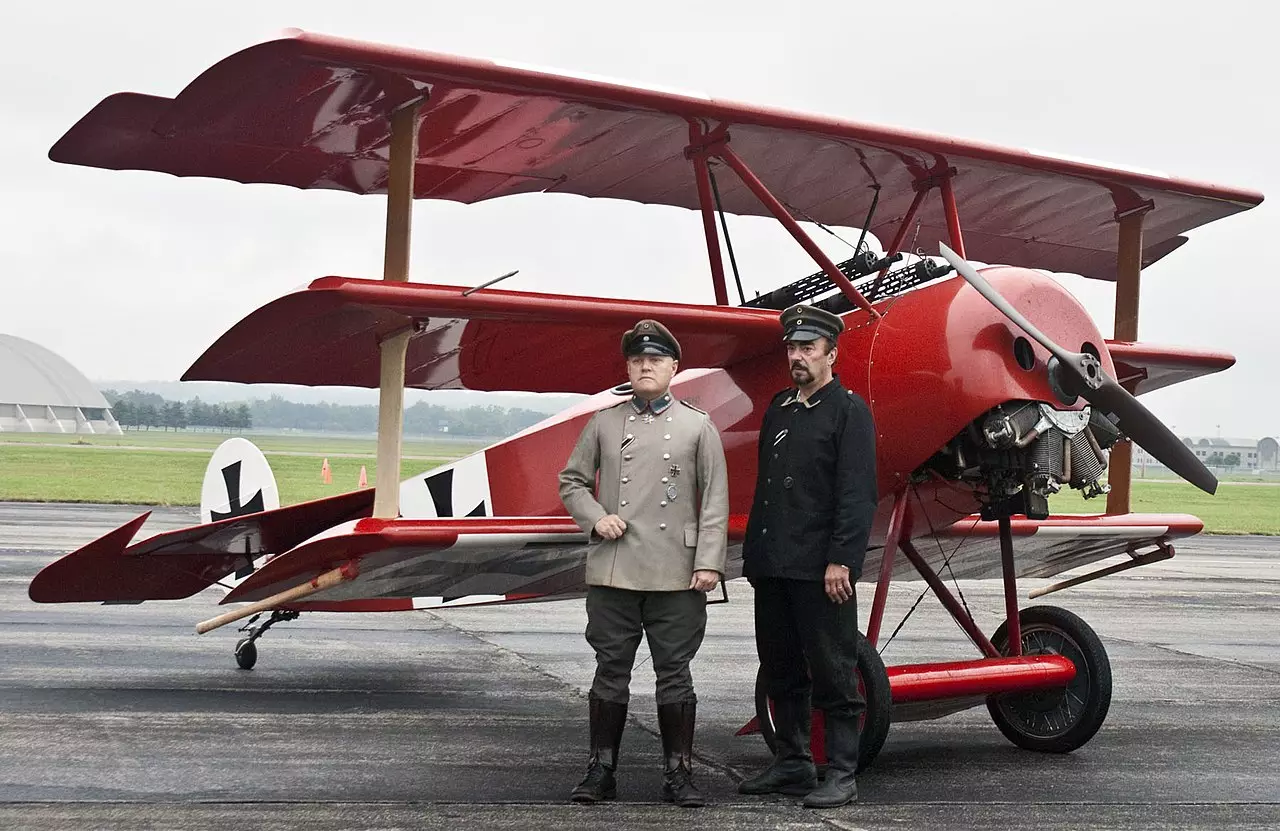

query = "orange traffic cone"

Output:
[[358, 465, 368, 488], [321, 457, 332, 485]]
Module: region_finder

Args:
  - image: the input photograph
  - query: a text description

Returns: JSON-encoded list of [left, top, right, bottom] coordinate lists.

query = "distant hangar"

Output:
[[0, 334, 122, 435]]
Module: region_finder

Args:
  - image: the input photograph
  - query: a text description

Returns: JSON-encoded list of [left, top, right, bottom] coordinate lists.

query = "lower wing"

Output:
[[861, 512, 1202, 583]]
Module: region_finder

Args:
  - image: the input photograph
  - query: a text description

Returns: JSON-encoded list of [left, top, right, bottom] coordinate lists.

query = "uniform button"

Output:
[[621, 500, 628, 507], [762, 528, 768, 536], [629, 415, 636, 422], [664, 434, 671, 440], [626, 433, 633, 440], [764, 500, 769, 507], [659, 523, 667, 530], [666, 416, 673, 422], [622, 477, 629, 484], [624, 455, 632, 461], [660, 501, 667, 507], [783, 476, 794, 489], [661, 477, 669, 483], [766, 478, 771, 484], [773, 453, 778, 460], [663, 453, 670, 460]]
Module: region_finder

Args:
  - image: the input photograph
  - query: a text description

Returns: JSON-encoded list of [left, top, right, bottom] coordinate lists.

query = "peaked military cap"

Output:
[[780, 304, 844, 343], [621, 319, 681, 360]]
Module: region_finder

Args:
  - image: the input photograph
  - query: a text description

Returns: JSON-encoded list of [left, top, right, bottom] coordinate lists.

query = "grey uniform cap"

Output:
[[621, 319, 681, 360]]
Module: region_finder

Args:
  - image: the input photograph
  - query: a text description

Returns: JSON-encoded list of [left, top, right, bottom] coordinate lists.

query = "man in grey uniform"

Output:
[[559, 319, 729, 808]]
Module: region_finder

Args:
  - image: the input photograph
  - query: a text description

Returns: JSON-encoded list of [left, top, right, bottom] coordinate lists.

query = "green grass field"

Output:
[[1049, 481, 1280, 535], [2, 433, 1277, 533], [0, 433, 485, 506], [0, 430, 480, 458]]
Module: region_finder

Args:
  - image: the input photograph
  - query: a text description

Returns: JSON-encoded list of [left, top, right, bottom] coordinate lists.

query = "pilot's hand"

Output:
[[690, 570, 720, 592], [594, 514, 628, 540], [824, 563, 853, 604]]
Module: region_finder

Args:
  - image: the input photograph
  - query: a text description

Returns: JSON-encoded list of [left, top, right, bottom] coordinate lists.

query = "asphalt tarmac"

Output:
[[2, 502, 1277, 829]]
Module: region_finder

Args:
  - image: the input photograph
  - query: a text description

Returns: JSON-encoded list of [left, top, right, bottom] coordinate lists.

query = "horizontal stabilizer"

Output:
[[28, 489, 374, 603]]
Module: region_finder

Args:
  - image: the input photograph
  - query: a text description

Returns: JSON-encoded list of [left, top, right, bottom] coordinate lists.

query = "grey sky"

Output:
[[1, 1, 1274, 436]]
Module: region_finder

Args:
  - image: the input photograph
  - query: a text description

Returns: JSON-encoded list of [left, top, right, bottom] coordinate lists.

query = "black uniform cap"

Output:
[[621, 319, 681, 360], [780, 304, 845, 343]]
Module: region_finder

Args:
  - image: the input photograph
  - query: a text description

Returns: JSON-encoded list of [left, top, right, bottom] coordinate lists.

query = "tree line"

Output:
[[105, 390, 251, 431], [102, 390, 551, 438]]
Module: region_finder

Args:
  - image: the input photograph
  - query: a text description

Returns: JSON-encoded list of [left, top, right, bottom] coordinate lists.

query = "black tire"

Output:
[[234, 638, 257, 671], [754, 634, 892, 772], [987, 605, 1111, 753]]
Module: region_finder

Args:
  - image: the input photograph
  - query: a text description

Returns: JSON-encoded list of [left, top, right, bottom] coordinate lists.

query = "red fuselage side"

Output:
[[480, 267, 1111, 543]]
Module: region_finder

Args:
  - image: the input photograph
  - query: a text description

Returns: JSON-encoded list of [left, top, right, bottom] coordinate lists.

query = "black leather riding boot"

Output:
[[570, 694, 627, 803], [738, 696, 818, 796], [803, 711, 859, 808], [657, 699, 705, 808]]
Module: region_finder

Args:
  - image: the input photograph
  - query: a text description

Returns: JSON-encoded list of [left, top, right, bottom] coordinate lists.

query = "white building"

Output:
[[1132, 435, 1274, 471], [0, 334, 122, 435]]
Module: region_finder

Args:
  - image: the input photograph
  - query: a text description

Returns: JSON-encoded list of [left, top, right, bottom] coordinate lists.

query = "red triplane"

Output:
[[30, 31, 1263, 767]]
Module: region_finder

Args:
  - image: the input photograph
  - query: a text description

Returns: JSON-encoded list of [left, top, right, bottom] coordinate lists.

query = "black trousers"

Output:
[[585, 586, 708, 706], [750, 577, 866, 719]]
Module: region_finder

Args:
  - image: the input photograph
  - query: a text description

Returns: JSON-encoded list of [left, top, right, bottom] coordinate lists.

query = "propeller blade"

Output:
[[937, 243, 1218, 495], [938, 244, 1074, 366], [1089, 378, 1218, 495]]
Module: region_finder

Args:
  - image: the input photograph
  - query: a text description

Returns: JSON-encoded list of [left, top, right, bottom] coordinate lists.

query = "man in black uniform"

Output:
[[738, 303, 878, 809]]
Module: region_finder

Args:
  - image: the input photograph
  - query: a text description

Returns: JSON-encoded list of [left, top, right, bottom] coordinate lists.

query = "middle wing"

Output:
[[183, 277, 783, 394]]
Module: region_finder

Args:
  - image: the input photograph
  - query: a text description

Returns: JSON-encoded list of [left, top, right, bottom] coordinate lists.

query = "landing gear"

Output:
[[232, 609, 299, 670], [754, 635, 893, 772], [234, 638, 257, 670], [987, 605, 1112, 753]]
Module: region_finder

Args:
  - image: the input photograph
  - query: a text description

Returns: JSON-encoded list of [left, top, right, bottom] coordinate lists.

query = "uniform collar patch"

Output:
[[632, 393, 674, 414], [781, 378, 839, 409]]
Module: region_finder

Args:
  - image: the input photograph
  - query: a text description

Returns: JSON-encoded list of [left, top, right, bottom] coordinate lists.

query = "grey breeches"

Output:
[[585, 586, 708, 705]]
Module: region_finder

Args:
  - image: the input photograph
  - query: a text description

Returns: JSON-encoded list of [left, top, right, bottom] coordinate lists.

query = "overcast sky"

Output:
[[1, 1, 1274, 436]]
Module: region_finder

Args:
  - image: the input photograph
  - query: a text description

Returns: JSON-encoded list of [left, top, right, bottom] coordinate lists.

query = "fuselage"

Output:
[[399, 266, 1113, 547]]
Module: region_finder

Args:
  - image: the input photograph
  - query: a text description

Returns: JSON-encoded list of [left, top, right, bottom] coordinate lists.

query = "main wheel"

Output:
[[987, 605, 1111, 753], [754, 634, 892, 772], [234, 638, 258, 671]]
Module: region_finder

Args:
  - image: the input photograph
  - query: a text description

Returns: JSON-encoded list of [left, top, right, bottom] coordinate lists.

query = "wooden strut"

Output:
[[373, 101, 422, 520], [195, 562, 360, 634], [1105, 203, 1152, 516]]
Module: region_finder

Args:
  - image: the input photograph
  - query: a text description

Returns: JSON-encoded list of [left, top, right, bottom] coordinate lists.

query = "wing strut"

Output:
[[1106, 203, 1153, 515], [373, 101, 423, 519]]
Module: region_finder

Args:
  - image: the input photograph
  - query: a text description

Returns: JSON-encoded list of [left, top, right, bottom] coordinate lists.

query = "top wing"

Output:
[[50, 31, 1261, 282]]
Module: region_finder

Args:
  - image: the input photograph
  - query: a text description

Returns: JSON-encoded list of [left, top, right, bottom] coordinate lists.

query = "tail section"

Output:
[[201, 437, 280, 524]]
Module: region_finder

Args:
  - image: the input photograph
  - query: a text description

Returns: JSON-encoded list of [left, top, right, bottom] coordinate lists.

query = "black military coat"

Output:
[[741, 376, 878, 582]]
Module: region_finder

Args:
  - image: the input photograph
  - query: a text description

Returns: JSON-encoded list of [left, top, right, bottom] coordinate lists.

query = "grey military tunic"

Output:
[[560, 396, 729, 589], [559, 393, 729, 705]]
